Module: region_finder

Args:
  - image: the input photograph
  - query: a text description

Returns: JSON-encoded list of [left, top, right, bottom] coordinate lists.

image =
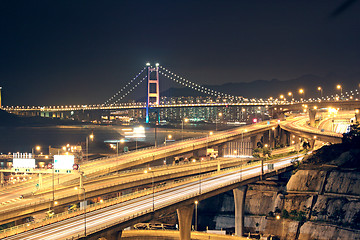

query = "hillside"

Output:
[[160, 72, 360, 99]]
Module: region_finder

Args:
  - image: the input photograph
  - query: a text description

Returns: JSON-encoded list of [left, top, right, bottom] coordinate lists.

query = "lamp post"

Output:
[[199, 157, 202, 194], [194, 200, 199, 231], [164, 135, 172, 165], [154, 111, 159, 148], [32, 145, 41, 156], [337, 84, 342, 98], [117, 138, 125, 155], [182, 118, 189, 140], [279, 94, 284, 102], [299, 89, 304, 101], [86, 133, 94, 162], [288, 92, 293, 102], [317, 86, 323, 98], [207, 131, 213, 157], [165, 134, 172, 145], [144, 169, 155, 212]]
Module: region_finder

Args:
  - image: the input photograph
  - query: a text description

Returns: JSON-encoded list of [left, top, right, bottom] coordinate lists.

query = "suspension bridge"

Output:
[[1, 63, 360, 123]]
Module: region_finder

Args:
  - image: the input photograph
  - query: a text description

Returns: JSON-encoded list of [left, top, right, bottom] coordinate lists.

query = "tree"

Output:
[[282, 209, 289, 219], [342, 123, 360, 145]]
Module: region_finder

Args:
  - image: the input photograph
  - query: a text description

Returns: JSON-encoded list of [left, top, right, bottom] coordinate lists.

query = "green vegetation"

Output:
[[280, 209, 306, 222]]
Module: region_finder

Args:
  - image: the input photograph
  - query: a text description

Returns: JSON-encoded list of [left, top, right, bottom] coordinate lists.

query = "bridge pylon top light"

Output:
[[146, 62, 150, 66]]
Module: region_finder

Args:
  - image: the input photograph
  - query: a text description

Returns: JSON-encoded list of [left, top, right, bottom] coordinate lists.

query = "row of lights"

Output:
[[278, 84, 356, 102], [112, 75, 148, 104]]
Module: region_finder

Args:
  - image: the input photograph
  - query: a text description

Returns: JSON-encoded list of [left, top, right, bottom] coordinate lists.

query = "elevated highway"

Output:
[[280, 116, 343, 144], [271, 99, 360, 112], [0, 114, 348, 239], [0, 157, 254, 224], [1, 153, 301, 240], [0, 121, 277, 219]]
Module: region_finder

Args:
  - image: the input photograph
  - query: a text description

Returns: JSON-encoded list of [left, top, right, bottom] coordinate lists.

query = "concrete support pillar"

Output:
[[309, 109, 317, 127], [250, 135, 257, 149], [233, 186, 248, 237], [177, 204, 194, 240], [217, 144, 225, 158], [39, 173, 43, 189], [263, 130, 270, 145], [280, 129, 290, 147], [269, 129, 275, 148]]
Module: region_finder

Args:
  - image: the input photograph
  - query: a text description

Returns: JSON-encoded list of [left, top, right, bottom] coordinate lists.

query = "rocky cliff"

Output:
[[241, 143, 360, 240], [197, 140, 360, 239]]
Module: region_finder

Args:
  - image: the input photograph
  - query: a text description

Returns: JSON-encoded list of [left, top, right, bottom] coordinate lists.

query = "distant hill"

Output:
[[0, 110, 77, 127], [160, 73, 360, 99]]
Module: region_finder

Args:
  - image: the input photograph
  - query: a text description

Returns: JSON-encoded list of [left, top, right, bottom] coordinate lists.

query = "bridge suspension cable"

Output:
[[112, 75, 148, 105], [159, 66, 242, 100], [103, 67, 146, 105]]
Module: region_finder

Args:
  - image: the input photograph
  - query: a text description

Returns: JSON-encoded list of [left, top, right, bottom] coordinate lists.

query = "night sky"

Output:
[[0, 1, 359, 106]]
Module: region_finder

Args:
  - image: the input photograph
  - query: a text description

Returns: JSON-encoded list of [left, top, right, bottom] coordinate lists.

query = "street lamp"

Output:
[[32, 145, 41, 156], [182, 118, 189, 140], [117, 138, 125, 155], [194, 200, 199, 231], [164, 135, 172, 165], [336, 84, 342, 98], [86, 133, 94, 162], [299, 89, 304, 101], [164, 134, 172, 144], [317, 86, 323, 98], [288, 92, 293, 101], [199, 157, 203, 194], [144, 168, 155, 212], [207, 131, 213, 154]]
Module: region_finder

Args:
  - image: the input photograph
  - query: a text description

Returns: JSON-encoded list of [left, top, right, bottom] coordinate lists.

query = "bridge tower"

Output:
[[146, 63, 160, 123]]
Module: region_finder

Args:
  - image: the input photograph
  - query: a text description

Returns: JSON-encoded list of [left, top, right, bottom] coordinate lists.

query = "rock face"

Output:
[[286, 170, 325, 192], [299, 221, 360, 240], [325, 171, 360, 195], [241, 146, 360, 240], [194, 144, 360, 239]]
